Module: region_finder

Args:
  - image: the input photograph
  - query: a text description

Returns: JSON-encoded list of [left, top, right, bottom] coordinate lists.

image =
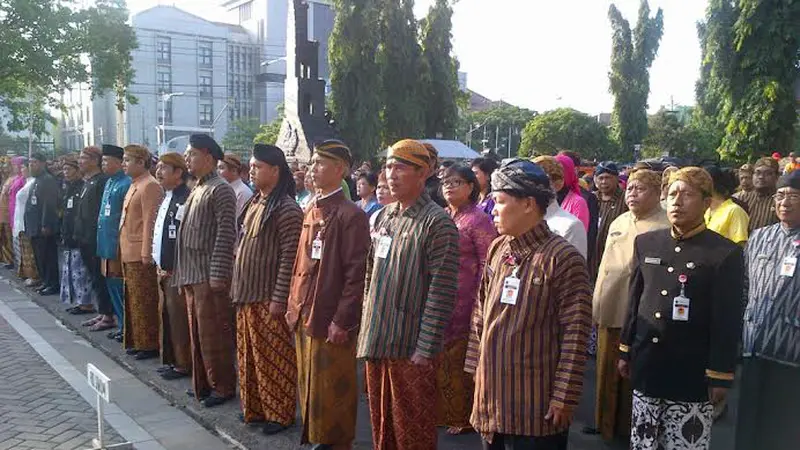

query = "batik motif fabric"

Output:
[[435, 338, 473, 429], [0, 223, 13, 265], [15, 233, 38, 280], [158, 274, 191, 372], [630, 390, 712, 450], [365, 359, 437, 450], [122, 262, 160, 351], [60, 248, 92, 305], [295, 323, 357, 445], [595, 327, 632, 440], [236, 302, 296, 425]]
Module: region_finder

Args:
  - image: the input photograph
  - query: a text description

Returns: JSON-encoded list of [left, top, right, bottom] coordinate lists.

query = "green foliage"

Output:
[[222, 117, 263, 151], [419, 0, 460, 139], [377, 0, 425, 144], [642, 107, 723, 161], [608, 1, 664, 158], [0, 0, 137, 129], [696, 0, 799, 163], [329, 0, 383, 160], [459, 103, 537, 156], [254, 109, 285, 146], [519, 108, 615, 161]]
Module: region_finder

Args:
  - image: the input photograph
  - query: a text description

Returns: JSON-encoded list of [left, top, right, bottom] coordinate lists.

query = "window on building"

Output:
[[199, 73, 213, 97], [199, 102, 213, 126], [199, 41, 213, 67], [229, 51, 234, 72], [239, 1, 252, 22], [157, 70, 171, 94], [157, 38, 171, 63]]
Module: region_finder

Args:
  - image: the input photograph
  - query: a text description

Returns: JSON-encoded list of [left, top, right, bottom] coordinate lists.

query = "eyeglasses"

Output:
[[442, 179, 466, 188], [773, 192, 800, 202]]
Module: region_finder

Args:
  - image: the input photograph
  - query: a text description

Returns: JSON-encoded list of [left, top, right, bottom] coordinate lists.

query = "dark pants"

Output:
[[482, 432, 568, 450], [79, 244, 112, 315], [30, 235, 59, 289]]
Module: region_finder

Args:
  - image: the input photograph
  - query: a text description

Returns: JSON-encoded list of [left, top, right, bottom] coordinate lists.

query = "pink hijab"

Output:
[[554, 154, 590, 231]]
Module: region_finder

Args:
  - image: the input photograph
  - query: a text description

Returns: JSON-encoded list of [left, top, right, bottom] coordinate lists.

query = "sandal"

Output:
[[70, 307, 96, 315], [81, 316, 104, 327], [88, 319, 116, 332], [446, 426, 472, 435]]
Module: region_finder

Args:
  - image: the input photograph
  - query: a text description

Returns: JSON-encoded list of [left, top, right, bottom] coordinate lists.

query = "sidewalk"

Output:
[[0, 275, 232, 450]]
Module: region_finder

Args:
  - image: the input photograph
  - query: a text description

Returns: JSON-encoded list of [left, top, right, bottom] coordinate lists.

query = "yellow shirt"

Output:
[[704, 198, 749, 244]]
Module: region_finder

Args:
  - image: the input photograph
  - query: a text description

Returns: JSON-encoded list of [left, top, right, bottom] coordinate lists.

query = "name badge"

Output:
[[501, 276, 520, 305], [104, 203, 111, 217], [311, 238, 323, 260], [168, 224, 177, 239], [645, 257, 661, 265], [31, 196, 37, 206], [780, 257, 797, 277], [672, 295, 690, 321], [175, 204, 185, 222], [376, 236, 392, 259], [66, 197, 74, 209]]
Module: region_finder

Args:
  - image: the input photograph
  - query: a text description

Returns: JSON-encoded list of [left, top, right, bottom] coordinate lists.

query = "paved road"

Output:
[[0, 314, 123, 450]]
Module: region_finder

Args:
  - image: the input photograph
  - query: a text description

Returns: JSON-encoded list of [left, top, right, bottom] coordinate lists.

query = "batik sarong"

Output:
[[436, 338, 473, 429], [237, 302, 296, 425], [296, 322, 357, 445], [185, 282, 235, 399], [158, 274, 191, 372], [595, 327, 632, 440], [0, 223, 13, 265], [60, 248, 92, 305], [365, 359, 437, 450], [630, 390, 712, 450], [16, 233, 38, 280], [122, 261, 160, 351]]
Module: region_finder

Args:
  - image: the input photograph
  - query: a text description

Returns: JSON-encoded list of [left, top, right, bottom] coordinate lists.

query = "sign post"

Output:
[[85, 364, 132, 450]]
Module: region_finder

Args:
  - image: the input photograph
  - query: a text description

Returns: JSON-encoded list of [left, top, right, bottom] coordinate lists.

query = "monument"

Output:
[[275, 0, 339, 163]]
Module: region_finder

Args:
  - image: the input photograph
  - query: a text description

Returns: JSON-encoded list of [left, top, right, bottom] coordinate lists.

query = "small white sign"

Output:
[[87, 363, 110, 402]]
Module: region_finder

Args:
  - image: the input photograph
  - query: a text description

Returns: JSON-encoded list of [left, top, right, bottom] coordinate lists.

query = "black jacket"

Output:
[[73, 172, 109, 247], [24, 171, 61, 238], [60, 179, 84, 248], [155, 183, 190, 272], [620, 228, 744, 402]]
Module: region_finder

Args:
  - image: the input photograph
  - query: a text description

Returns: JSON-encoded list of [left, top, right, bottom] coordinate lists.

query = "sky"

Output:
[[128, 0, 708, 115]]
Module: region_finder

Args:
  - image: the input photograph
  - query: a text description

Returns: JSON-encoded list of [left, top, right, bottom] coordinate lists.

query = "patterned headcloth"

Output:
[[628, 169, 661, 190], [62, 158, 79, 169], [661, 166, 679, 189], [532, 156, 563, 182], [422, 142, 439, 169], [387, 139, 430, 171], [159, 152, 187, 171], [314, 139, 352, 166], [754, 156, 779, 174], [222, 153, 242, 170], [595, 161, 620, 177], [491, 158, 552, 198], [124, 144, 151, 161], [668, 166, 713, 197], [739, 163, 753, 175]]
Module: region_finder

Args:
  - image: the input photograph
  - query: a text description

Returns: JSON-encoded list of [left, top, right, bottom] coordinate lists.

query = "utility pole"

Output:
[[507, 124, 513, 158], [495, 125, 499, 152]]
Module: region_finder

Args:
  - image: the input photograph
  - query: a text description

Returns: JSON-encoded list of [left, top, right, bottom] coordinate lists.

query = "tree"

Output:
[[459, 103, 537, 156], [0, 0, 137, 129], [222, 117, 263, 151], [419, 0, 460, 139], [378, 0, 424, 145], [696, 0, 799, 163], [608, 1, 664, 158], [519, 108, 615, 161], [329, 0, 383, 160]]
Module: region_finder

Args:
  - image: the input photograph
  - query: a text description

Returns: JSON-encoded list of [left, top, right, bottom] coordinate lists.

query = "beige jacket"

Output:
[[592, 206, 670, 328]]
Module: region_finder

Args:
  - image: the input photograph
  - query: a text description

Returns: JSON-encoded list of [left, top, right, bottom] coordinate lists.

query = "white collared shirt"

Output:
[[152, 190, 173, 267], [229, 178, 254, 218], [545, 200, 588, 258]]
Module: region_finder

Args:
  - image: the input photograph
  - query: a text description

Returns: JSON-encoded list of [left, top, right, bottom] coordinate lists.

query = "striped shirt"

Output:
[[591, 189, 628, 274], [743, 223, 800, 367], [174, 171, 237, 287], [734, 190, 778, 233], [466, 222, 592, 437], [231, 194, 302, 304], [357, 193, 460, 360]]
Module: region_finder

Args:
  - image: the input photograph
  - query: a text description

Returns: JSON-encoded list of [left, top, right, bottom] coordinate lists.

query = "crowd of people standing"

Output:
[[0, 137, 796, 450]]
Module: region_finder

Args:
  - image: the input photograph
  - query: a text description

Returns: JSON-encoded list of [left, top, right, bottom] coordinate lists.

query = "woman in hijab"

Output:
[[554, 154, 590, 231]]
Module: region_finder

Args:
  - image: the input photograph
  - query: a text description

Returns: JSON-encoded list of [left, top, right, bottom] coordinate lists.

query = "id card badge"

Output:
[[104, 203, 111, 217], [672, 295, 690, 321], [31, 196, 37, 206], [175, 204, 185, 222], [376, 236, 392, 259], [66, 197, 74, 209], [500, 275, 521, 305], [311, 238, 323, 260], [780, 256, 797, 277], [168, 224, 177, 239]]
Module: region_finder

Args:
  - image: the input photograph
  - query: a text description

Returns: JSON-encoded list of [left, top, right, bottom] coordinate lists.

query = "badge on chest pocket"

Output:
[[104, 203, 111, 217], [175, 204, 185, 222], [780, 257, 797, 277], [168, 224, 177, 239], [66, 197, 74, 209], [672, 295, 690, 321], [501, 275, 520, 305], [376, 236, 392, 259], [31, 195, 37, 206], [311, 237, 323, 260]]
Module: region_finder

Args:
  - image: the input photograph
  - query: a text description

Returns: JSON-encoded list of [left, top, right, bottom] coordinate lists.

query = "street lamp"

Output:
[[159, 92, 184, 145]]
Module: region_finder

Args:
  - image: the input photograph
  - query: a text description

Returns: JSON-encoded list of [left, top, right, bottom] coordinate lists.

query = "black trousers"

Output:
[[79, 243, 113, 315], [482, 431, 568, 450], [30, 235, 59, 289]]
